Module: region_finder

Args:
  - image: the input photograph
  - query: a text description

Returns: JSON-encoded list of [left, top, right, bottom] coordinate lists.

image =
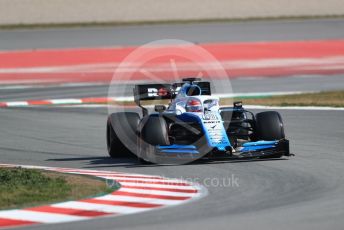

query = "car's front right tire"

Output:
[[255, 111, 285, 141]]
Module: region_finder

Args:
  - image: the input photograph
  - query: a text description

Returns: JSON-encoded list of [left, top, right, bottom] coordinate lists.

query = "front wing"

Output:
[[156, 139, 291, 161]]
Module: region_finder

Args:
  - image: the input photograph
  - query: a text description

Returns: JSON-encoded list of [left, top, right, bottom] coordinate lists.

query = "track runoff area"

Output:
[[0, 39, 343, 228], [0, 164, 205, 228]]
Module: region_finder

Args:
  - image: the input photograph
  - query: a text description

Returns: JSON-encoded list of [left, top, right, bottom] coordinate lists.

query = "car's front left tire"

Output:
[[106, 112, 140, 158], [140, 115, 170, 146]]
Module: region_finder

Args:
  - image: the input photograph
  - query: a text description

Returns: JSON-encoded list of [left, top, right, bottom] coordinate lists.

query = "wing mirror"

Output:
[[154, 105, 166, 113], [233, 101, 243, 108]]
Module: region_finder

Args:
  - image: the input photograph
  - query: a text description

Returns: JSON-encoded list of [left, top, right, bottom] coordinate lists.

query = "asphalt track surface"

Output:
[[1, 18, 344, 50], [1, 19, 344, 230], [1, 75, 344, 101], [1, 107, 344, 230]]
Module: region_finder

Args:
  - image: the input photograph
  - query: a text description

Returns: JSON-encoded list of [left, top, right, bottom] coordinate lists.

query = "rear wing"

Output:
[[133, 81, 211, 115], [134, 82, 211, 101], [133, 84, 174, 102], [133, 84, 175, 116]]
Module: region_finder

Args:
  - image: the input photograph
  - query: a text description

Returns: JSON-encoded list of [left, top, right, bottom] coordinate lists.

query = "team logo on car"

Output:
[[148, 87, 169, 97], [158, 87, 168, 96]]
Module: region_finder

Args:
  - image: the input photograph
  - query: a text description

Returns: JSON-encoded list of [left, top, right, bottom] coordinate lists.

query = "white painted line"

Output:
[[102, 176, 187, 184], [5, 101, 29, 106], [118, 187, 199, 197], [52, 201, 150, 214], [244, 105, 344, 111], [118, 181, 196, 190], [0, 210, 87, 223], [49, 99, 83, 104], [216, 91, 312, 98], [95, 195, 184, 205]]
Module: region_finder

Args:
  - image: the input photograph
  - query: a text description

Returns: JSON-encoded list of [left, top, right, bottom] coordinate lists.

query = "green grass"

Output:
[[221, 90, 344, 107], [0, 167, 117, 210]]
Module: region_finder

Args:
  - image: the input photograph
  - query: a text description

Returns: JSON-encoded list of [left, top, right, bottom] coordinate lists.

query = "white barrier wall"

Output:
[[0, 0, 344, 26]]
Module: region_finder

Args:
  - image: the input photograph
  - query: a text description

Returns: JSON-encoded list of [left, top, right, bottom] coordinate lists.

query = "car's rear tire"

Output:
[[255, 111, 285, 140], [107, 112, 140, 158]]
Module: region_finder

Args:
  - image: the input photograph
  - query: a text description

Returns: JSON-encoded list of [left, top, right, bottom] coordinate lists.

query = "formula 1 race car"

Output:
[[107, 78, 291, 164]]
